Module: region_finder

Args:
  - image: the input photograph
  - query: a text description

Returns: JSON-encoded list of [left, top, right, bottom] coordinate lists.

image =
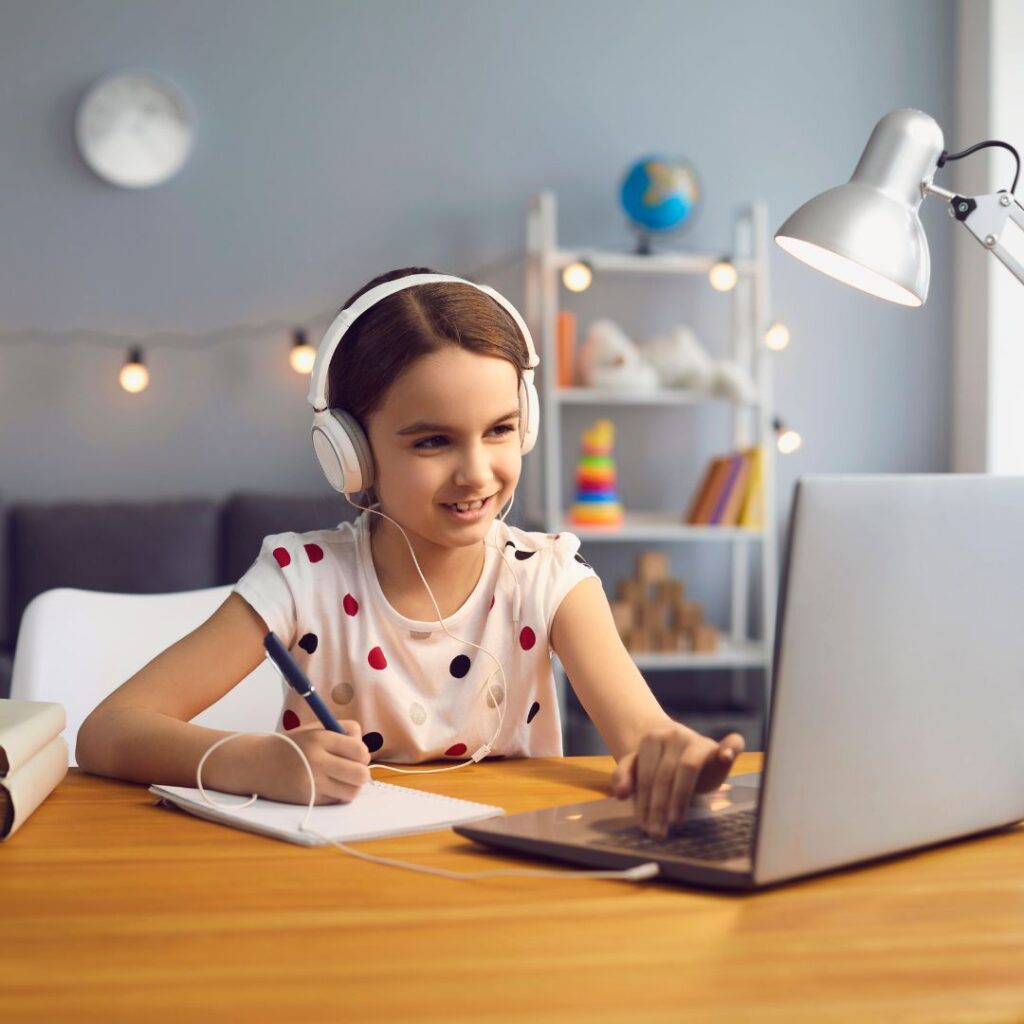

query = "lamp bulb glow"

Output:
[[290, 331, 317, 375], [776, 427, 802, 454], [562, 260, 593, 293], [765, 322, 791, 351], [709, 260, 738, 292], [119, 349, 149, 394]]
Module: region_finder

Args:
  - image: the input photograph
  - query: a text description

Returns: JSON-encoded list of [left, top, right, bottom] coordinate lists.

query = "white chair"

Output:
[[10, 587, 285, 766]]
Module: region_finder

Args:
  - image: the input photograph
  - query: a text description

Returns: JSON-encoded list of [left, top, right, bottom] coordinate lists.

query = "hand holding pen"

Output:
[[258, 632, 371, 804]]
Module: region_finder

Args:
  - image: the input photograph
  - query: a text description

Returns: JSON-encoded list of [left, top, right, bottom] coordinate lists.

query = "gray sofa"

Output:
[[0, 492, 357, 698]]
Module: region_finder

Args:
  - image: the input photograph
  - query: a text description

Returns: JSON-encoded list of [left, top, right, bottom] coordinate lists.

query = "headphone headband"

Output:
[[307, 273, 539, 413]]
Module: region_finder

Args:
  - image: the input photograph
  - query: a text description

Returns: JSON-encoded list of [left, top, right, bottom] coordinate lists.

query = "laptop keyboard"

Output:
[[596, 809, 756, 862]]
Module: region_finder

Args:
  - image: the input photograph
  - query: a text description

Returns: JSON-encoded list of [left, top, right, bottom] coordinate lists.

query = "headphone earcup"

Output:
[[311, 409, 375, 493], [519, 372, 540, 455]]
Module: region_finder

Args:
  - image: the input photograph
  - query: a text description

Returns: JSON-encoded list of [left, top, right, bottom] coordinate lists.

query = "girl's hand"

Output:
[[610, 724, 745, 838], [256, 722, 372, 805]]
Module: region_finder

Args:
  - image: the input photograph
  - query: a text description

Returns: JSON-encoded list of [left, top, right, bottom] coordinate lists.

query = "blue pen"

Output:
[[263, 632, 346, 734]]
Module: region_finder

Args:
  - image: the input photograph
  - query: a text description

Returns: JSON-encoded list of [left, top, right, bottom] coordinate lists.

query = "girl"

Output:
[[77, 268, 744, 839]]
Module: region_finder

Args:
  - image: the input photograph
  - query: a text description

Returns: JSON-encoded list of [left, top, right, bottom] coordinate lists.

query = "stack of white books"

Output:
[[0, 699, 69, 840]]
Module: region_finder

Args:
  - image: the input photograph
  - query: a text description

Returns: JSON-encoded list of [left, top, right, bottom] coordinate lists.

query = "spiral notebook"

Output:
[[149, 780, 504, 846]]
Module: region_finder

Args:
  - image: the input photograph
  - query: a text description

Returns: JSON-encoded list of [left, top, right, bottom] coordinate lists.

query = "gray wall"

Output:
[[1, 0, 955, 511]]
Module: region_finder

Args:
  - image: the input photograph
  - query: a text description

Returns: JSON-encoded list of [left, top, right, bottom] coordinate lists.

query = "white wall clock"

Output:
[[75, 70, 195, 188]]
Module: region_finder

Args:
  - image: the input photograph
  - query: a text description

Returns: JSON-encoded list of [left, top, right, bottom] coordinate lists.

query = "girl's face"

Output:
[[366, 346, 523, 550]]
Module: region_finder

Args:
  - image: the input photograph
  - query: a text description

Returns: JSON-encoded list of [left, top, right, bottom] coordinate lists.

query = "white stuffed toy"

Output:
[[578, 318, 659, 391], [577, 317, 758, 402], [642, 325, 758, 403]]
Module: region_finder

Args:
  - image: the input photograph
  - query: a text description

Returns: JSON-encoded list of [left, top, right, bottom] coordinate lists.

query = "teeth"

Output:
[[452, 499, 485, 512]]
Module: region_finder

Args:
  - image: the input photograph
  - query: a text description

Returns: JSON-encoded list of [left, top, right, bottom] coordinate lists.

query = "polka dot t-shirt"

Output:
[[233, 513, 597, 761]]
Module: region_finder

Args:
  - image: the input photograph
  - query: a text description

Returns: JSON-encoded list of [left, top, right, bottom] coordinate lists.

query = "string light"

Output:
[[118, 347, 149, 394], [289, 328, 317, 375], [562, 259, 593, 293], [764, 321, 791, 351], [708, 258, 738, 292], [773, 416, 802, 454]]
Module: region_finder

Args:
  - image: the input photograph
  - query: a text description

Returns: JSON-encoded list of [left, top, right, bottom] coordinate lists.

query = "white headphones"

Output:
[[307, 273, 541, 494]]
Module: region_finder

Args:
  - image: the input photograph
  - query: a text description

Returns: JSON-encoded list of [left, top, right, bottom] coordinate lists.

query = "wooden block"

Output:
[[628, 626, 652, 653], [635, 551, 669, 584], [653, 579, 684, 604], [677, 600, 704, 631], [609, 600, 635, 635], [617, 578, 645, 604], [640, 602, 666, 633], [693, 624, 718, 653]]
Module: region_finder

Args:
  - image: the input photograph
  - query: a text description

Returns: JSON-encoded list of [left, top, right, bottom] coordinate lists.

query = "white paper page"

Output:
[[150, 780, 504, 846]]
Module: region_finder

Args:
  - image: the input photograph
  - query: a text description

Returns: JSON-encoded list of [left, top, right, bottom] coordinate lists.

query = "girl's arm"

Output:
[[550, 578, 744, 837], [76, 593, 370, 803]]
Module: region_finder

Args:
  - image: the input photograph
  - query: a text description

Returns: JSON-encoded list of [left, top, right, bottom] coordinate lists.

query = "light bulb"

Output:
[[708, 260, 738, 292], [765, 322, 791, 351], [708, 260, 741, 292], [119, 348, 149, 394], [776, 427, 802, 454], [562, 260, 593, 293], [289, 329, 316, 374]]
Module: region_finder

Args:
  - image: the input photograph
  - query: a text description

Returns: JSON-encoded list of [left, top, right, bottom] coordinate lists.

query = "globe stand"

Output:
[[633, 229, 654, 256]]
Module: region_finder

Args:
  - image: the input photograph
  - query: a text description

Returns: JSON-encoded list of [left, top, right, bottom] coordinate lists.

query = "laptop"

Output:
[[456, 475, 1024, 889]]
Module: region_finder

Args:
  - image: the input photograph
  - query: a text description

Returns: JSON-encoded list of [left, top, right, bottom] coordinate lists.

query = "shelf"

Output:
[[561, 512, 762, 542], [554, 387, 758, 408], [554, 639, 769, 676], [630, 639, 769, 670], [548, 247, 757, 277]]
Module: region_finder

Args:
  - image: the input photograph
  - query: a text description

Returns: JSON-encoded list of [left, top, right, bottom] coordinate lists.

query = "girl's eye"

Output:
[[413, 424, 516, 450], [414, 435, 448, 450]]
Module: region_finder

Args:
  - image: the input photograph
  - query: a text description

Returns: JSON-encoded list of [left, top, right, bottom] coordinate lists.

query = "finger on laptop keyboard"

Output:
[[611, 751, 637, 799], [696, 733, 746, 794]]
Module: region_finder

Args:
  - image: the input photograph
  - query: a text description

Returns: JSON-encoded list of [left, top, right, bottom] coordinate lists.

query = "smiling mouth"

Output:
[[441, 495, 495, 513]]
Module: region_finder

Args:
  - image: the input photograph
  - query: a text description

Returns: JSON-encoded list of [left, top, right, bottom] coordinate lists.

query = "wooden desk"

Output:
[[3, 756, 1023, 1022]]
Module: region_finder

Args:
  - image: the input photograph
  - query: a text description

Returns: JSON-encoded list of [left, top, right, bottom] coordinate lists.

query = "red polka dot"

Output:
[[519, 626, 536, 651], [282, 709, 300, 730], [489, 594, 495, 611], [445, 743, 468, 757], [304, 543, 324, 563], [343, 593, 359, 616], [273, 547, 291, 568], [368, 647, 387, 670]]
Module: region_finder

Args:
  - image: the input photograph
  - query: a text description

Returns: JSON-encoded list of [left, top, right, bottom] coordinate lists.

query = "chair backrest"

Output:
[[10, 587, 284, 766]]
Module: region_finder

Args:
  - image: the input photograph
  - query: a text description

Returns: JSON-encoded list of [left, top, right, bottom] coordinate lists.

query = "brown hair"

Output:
[[327, 266, 530, 429]]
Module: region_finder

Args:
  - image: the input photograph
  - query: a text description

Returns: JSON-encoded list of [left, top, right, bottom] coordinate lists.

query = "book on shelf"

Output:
[[685, 455, 733, 525], [556, 310, 577, 387], [0, 699, 69, 840], [738, 446, 765, 529], [684, 447, 764, 528]]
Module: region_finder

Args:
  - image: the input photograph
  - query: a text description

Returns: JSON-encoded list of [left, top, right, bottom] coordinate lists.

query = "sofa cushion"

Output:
[[220, 492, 357, 584], [9, 499, 221, 631]]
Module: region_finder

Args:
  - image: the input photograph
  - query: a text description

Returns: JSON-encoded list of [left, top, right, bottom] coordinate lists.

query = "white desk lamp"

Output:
[[774, 108, 1023, 305]]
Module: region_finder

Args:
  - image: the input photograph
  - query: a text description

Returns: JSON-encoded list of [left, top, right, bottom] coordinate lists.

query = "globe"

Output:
[[619, 156, 700, 239]]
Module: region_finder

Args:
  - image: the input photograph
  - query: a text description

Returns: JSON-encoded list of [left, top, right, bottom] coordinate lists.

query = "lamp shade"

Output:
[[775, 109, 946, 307]]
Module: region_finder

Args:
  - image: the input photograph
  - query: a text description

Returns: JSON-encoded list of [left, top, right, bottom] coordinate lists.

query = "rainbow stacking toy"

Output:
[[571, 418, 624, 528]]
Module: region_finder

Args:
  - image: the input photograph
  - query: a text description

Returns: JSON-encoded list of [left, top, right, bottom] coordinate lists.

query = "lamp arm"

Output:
[[923, 181, 1024, 287]]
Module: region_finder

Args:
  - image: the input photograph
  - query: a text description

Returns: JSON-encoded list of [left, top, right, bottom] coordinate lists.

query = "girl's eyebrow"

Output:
[[396, 410, 520, 436]]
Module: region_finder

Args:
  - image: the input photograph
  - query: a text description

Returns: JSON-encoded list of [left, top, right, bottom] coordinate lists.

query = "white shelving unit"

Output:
[[523, 191, 778, 716]]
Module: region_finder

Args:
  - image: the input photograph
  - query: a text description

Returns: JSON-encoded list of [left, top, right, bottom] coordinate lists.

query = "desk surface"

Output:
[[3, 756, 1024, 1023]]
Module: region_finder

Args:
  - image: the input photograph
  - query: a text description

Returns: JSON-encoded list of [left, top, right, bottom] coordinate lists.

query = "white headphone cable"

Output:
[[194, 731, 659, 883]]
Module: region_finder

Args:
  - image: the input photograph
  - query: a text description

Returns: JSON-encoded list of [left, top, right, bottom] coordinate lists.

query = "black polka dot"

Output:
[[574, 553, 591, 568], [362, 731, 384, 753], [449, 654, 471, 678], [297, 633, 318, 654], [527, 701, 540, 724], [504, 541, 516, 549], [514, 550, 536, 561]]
